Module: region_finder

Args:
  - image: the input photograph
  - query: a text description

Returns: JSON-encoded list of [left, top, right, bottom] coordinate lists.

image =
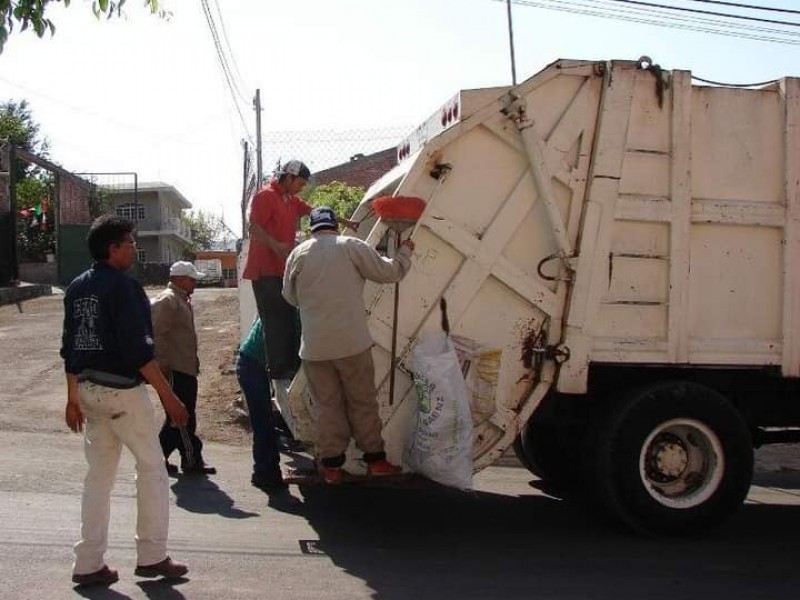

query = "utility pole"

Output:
[[253, 89, 263, 189], [241, 140, 249, 239], [506, 0, 517, 85]]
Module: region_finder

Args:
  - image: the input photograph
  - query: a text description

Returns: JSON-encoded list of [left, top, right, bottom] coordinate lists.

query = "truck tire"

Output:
[[515, 418, 581, 493], [595, 381, 753, 535], [512, 435, 537, 475]]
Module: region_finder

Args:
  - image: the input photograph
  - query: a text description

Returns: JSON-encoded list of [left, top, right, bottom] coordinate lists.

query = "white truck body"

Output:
[[270, 59, 800, 532], [194, 259, 223, 286]]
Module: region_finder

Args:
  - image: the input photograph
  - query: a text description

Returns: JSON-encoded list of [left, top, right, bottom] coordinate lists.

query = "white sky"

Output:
[[1, 0, 798, 236]]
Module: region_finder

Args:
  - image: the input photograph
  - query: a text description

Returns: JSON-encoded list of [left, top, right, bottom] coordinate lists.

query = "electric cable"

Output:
[[209, 0, 249, 102], [681, 1, 800, 16], [691, 75, 780, 87], [581, 0, 800, 37], [497, 0, 800, 44], [606, 0, 800, 27], [199, 0, 253, 142]]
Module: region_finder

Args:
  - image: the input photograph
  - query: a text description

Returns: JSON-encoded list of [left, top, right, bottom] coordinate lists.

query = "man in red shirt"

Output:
[[242, 160, 313, 397]]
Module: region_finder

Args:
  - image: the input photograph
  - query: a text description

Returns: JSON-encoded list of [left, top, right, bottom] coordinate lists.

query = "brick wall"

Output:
[[59, 175, 92, 225], [312, 147, 397, 189]]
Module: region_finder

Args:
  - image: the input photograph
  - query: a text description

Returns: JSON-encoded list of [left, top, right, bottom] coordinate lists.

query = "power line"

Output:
[[200, 0, 249, 105], [199, 0, 253, 141], [583, 0, 800, 37], [209, 0, 249, 100], [607, 0, 800, 27], [682, 1, 800, 16], [496, 0, 800, 44]]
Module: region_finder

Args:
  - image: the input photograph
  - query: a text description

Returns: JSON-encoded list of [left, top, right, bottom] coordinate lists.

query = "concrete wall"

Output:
[[19, 261, 58, 285]]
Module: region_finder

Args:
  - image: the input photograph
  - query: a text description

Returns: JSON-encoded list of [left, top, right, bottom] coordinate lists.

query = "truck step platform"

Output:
[[284, 467, 416, 487]]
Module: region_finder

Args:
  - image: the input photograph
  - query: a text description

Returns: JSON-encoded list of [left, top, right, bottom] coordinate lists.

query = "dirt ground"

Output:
[[189, 287, 250, 446], [1, 287, 798, 472], [0, 287, 251, 447], [146, 286, 253, 447]]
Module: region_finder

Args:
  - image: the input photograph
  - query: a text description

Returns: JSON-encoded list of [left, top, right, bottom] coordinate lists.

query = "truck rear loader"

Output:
[[276, 58, 800, 534]]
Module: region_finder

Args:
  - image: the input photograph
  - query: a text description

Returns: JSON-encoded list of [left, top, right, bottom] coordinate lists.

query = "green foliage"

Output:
[[182, 209, 225, 255], [304, 181, 365, 223], [87, 184, 112, 218], [0, 0, 168, 53], [0, 100, 47, 153], [1, 99, 57, 261], [0, 100, 49, 181], [16, 176, 56, 261], [16, 172, 51, 209]]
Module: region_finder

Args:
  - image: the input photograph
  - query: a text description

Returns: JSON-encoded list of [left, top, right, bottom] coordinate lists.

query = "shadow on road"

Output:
[[753, 470, 800, 490], [170, 477, 258, 519], [136, 578, 189, 600], [73, 586, 133, 600], [293, 479, 800, 600]]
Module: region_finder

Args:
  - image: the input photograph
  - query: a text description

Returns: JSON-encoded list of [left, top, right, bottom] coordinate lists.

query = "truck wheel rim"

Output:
[[638, 418, 725, 509]]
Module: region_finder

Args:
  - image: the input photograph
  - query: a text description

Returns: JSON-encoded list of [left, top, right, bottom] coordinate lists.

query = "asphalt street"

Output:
[[1, 428, 799, 600], [2, 292, 800, 599]]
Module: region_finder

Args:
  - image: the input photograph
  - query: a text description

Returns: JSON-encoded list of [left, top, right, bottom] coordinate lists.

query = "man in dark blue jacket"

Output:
[[61, 215, 190, 587]]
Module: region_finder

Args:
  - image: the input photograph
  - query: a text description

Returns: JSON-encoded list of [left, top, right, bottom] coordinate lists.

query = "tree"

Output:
[[182, 209, 225, 256], [304, 181, 365, 225], [0, 100, 47, 154], [1, 99, 55, 261], [0, 1, 168, 53], [0, 99, 49, 182]]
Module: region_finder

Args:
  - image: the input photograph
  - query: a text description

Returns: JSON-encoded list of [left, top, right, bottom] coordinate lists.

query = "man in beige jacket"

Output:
[[151, 261, 216, 475], [283, 206, 414, 484]]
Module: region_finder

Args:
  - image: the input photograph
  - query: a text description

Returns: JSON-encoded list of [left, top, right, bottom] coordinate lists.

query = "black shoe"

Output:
[[278, 436, 309, 453], [165, 461, 179, 477], [252, 473, 288, 492], [182, 463, 217, 475]]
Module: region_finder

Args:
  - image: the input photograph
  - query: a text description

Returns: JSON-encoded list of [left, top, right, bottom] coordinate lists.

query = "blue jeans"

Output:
[[236, 352, 281, 479]]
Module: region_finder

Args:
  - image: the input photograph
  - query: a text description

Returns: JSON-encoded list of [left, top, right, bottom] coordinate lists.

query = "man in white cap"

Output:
[[151, 261, 216, 475]]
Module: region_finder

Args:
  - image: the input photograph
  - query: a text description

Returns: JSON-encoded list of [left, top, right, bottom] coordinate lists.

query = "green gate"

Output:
[[58, 224, 91, 286]]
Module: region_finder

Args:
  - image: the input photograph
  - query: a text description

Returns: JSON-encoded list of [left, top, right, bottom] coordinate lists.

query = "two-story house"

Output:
[[107, 181, 192, 264]]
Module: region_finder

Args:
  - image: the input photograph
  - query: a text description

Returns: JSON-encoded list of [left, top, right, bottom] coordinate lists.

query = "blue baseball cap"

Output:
[[309, 206, 338, 232]]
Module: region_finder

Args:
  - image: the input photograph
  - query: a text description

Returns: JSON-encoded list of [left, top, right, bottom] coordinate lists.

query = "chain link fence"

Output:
[[262, 126, 410, 177], [244, 126, 411, 192]]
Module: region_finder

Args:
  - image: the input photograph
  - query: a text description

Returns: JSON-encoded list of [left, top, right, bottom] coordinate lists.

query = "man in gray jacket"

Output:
[[282, 206, 414, 484]]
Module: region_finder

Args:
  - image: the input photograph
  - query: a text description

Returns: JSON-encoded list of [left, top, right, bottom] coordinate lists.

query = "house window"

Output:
[[116, 202, 145, 221], [136, 249, 146, 263]]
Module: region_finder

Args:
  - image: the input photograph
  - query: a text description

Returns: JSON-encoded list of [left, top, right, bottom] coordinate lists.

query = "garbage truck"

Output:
[[251, 57, 800, 534]]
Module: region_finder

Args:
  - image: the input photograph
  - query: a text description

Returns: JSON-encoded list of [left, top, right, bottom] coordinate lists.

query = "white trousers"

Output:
[[73, 382, 169, 575]]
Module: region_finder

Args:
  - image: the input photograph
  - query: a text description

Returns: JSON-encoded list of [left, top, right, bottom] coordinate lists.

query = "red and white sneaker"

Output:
[[366, 459, 402, 477], [319, 466, 344, 485]]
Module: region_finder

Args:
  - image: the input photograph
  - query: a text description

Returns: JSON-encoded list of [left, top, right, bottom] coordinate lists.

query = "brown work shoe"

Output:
[[72, 565, 119, 586], [134, 556, 189, 579]]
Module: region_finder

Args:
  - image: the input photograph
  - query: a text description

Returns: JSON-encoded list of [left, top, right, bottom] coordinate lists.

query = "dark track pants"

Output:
[[159, 370, 204, 469]]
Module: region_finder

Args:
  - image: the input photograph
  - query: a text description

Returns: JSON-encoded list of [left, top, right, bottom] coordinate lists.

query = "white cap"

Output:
[[278, 159, 311, 180], [169, 261, 206, 279]]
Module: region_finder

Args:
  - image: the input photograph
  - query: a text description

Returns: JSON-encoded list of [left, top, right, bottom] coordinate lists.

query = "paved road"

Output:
[[1, 429, 799, 600], [2, 293, 800, 599]]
